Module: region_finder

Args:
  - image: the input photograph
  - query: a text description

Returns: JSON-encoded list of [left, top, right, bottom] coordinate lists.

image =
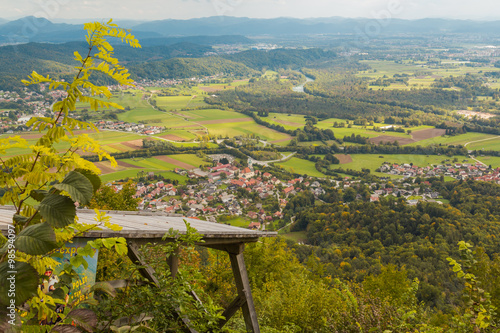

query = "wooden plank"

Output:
[[227, 244, 260, 333], [127, 241, 160, 285], [219, 295, 246, 328]]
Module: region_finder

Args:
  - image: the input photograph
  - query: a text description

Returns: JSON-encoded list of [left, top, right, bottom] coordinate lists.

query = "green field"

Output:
[[204, 121, 290, 142], [280, 231, 308, 243], [356, 60, 500, 92], [267, 112, 428, 139], [474, 156, 500, 169], [466, 136, 500, 151], [98, 154, 206, 182], [179, 109, 251, 122], [223, 216, 252, 228], [100, 170, 188, 183], [275, 157, 326, 177], [407, 132, 498, 147]]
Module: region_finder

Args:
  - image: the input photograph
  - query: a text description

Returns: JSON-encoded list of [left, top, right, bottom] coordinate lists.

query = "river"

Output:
[[292, 76, 315, 93]]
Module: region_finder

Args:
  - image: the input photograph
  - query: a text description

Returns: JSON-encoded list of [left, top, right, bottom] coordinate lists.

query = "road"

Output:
[[248, 152, 296, 166], [463, 136, 500, 167], [464, 136, 500, 148]]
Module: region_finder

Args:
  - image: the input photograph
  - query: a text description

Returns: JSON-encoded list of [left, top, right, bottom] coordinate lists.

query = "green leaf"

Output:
[[39, 193, 76, 228], [53, 171, 94, 205], [15, 222, 58, 255], [0, 261, 39, 306], [30, 189, 48, 202], [75, 168, 102, 194], [115, 243, 127, 256], [70, 255, 88, 269]]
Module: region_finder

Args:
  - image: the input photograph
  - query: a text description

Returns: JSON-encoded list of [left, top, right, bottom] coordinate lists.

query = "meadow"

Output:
[[275, 157, 326, 177], [407, 132, 498, 147]]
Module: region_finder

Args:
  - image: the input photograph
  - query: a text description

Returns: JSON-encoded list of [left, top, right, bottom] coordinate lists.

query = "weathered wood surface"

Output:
[[0, 208, 276, 244]]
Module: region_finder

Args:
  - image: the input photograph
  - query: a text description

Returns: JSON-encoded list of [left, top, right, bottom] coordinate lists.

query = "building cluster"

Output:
[[95, 120, 163, 135], [105, 159, 327, 229], [379, 162, 500, 183]]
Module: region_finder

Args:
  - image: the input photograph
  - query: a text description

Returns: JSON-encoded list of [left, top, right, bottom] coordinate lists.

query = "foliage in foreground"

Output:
[[0, 20, 140, 331]]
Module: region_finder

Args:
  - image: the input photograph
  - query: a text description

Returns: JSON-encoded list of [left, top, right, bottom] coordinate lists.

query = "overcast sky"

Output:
[[1, 0, 500, 21]]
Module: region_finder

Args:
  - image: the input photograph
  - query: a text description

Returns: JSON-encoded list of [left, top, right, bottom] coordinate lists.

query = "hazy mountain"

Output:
[[0, 18, 8, 25], [0, 16, 162, 44], [139, 35, 252, 47], [134, 16, 500, 36]]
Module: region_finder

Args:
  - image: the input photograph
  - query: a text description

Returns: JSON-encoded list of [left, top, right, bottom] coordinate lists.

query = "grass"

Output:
[[223, 216, 251, 228], [100, 170, 188, 183], [204, 121, 290, 142], [280, 231, 307, 243], [408, 132, 497, 147], [275, 157, 326, 177], [179, 109, 251, 122], [474, 156, 500, 169], [266, 112, 427, 140], [466, 137, 500, 151], [168, 154, 207, 167]]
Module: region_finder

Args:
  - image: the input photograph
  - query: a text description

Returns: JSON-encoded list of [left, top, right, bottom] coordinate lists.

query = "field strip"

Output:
[[197, 118, 252, 125], [464, 136, 500, 147], [154, 155, 195, 169]]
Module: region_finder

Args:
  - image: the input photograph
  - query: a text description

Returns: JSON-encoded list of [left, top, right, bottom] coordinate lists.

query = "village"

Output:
[[379, 160, 500, 183], [102, 153, 495, 230], [104, 154, 329, 230], [95, 120, 164, 135]]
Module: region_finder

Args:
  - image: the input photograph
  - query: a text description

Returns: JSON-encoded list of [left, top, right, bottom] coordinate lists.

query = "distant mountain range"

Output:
[[2, 16, 500, 46], [132, 16, 500, 35]]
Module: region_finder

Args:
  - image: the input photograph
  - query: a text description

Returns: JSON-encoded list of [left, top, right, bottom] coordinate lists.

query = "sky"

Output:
[[1, 0, 500, 22]]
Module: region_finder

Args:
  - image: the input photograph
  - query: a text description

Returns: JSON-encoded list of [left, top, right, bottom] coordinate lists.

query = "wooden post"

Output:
[[167, 246, 180, 279], [127, 240, 160, 285], [226, 243, 260, 333]]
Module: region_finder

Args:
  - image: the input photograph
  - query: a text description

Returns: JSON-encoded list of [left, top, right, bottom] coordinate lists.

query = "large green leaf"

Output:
[[53, 171, 94, 205], [38, 193, 76, 228], [0, 261, 38, 306], [30, 189, 48, 202], [15, 223, 58, 255], [75, 168, 102, 194]]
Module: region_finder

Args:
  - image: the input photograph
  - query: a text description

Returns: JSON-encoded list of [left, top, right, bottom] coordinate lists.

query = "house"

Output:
[[248, 222, 261, 230], [283, 186, 294, 196], [247, 212, 258, 219], [241, 167, 255, 179]]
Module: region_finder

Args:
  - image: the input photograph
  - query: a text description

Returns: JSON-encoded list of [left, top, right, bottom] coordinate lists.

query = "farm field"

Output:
[[266, 112, 431, 140], [178, 109, 252, 122], [100, 170, 188, 183], [466, 136, 500, 151], [356, 60, 500, 92], [474, 156, 500, 169], [275, 157, 326, 177], [0, 130, 146, 156], [156, 95, 208, 111], [95, 154, 205, 181], [407, 132, 498, 147], [204, 121, 291, 142]]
